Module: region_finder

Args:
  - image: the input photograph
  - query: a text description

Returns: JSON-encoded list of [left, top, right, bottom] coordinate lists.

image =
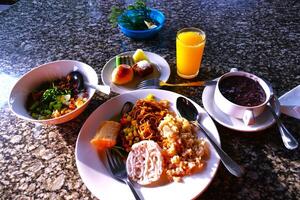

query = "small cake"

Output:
[[111, 64, 134, 85], [132, 60, 154, 77]]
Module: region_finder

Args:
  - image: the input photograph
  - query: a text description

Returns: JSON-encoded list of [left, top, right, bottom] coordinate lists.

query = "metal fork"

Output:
[[137, 78, 217, 89], [106, 149, 142, 200]]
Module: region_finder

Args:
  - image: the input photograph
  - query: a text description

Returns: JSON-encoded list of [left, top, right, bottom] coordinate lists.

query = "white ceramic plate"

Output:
[[75, 89, 220, 200], [101, 51, 170, 94], [202, 84, 280, 132]]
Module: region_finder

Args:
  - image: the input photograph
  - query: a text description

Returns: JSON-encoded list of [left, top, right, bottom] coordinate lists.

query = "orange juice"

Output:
[[176, 28, 206, 79]]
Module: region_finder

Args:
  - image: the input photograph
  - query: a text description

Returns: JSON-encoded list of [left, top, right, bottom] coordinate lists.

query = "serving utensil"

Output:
[[264, 80, 298, 150], [106, 149, 141, 200], [137, 78, 217, 89], [68, 71, 111, 95], [121, 101, 134, 116], [176, 97, 244, 177]]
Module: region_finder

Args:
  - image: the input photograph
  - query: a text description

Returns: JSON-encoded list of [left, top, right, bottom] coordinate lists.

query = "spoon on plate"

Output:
[[176, 97, 244, 177], [264, 80, 298, 150], [121, 102, 134, 116], [68, 71, 111, 95]]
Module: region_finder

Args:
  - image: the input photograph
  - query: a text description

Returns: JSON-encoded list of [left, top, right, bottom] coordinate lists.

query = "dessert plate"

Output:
[[75, 89, 220, 200], [202, 83, 280, 132], [101, 51, 170, 94]]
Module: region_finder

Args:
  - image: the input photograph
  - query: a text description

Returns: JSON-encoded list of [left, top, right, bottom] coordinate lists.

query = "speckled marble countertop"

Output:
[[0, 0, 299, 199]]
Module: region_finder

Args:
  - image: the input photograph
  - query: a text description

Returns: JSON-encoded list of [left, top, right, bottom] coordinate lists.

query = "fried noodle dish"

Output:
[[119, 95, 210, 182], [120, 95, 171, 151]]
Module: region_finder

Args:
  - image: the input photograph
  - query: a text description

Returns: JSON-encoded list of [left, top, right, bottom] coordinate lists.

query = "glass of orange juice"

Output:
[[176, 27, 206, 79]]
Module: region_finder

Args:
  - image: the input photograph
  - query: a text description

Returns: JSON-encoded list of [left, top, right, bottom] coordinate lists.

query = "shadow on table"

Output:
[[198, 119, 299, 199]]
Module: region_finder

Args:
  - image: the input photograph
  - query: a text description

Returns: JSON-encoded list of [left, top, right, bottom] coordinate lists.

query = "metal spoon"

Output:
[[176, 97, 244, 177], [68, 71, 110, 95], [264, 80, 298, 150], [121, 101, 134, 116]]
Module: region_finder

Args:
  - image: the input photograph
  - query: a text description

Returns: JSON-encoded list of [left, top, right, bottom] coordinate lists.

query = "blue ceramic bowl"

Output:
[[118, 8, 165, 39]]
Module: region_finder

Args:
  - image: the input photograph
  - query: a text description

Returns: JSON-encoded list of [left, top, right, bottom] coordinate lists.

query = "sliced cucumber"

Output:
[[116, 55, 134, 66], [115, 55, 121, 67]]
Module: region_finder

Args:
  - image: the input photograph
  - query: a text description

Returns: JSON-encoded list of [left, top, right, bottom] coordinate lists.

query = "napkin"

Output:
[[279, 85, 300, 119]]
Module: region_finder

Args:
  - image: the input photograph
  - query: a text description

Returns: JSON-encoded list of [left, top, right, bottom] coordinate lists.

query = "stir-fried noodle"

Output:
[[120, 97, 172, 151], [119, 95, 209, 182]]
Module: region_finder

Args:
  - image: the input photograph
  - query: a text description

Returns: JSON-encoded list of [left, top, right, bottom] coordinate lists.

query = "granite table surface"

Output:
[[0, 0, 299, 199]]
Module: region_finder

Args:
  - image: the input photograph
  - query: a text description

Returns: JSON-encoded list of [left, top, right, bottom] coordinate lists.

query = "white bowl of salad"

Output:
[[9, 60, 98, 125]]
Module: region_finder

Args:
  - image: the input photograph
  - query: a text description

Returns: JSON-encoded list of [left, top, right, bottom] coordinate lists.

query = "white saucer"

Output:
[[202, 83, 280, 132], [101, 51, 170, 94]]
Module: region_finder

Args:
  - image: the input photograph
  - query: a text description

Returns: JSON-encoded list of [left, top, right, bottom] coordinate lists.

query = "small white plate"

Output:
[[75, 89, 220, 200], [101, 51, 170, 94], [202, 83, 280, 132]]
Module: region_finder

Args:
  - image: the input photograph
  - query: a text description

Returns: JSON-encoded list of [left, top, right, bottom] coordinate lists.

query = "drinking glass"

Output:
[[176, 27, 206, 79]]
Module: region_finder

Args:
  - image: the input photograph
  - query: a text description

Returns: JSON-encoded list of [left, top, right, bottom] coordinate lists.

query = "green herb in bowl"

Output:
[[27, 75, 88, 120], [109, 0, 158, 30]]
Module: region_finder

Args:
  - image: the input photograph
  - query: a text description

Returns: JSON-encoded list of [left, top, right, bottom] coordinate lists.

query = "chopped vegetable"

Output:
[[27, 74, 88, 120], [116, 55, 121, 67], [116, 55, 134, 68]]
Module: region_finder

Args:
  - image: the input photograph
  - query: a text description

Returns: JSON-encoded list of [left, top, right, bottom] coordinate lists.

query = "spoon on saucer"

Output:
[[264, 80, 298, 150], [176, 97, 244, 177], [68, 71, 111, 95]]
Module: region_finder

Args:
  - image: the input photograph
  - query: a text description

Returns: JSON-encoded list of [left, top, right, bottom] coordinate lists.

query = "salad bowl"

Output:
[[9, 60, 98, 125]]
